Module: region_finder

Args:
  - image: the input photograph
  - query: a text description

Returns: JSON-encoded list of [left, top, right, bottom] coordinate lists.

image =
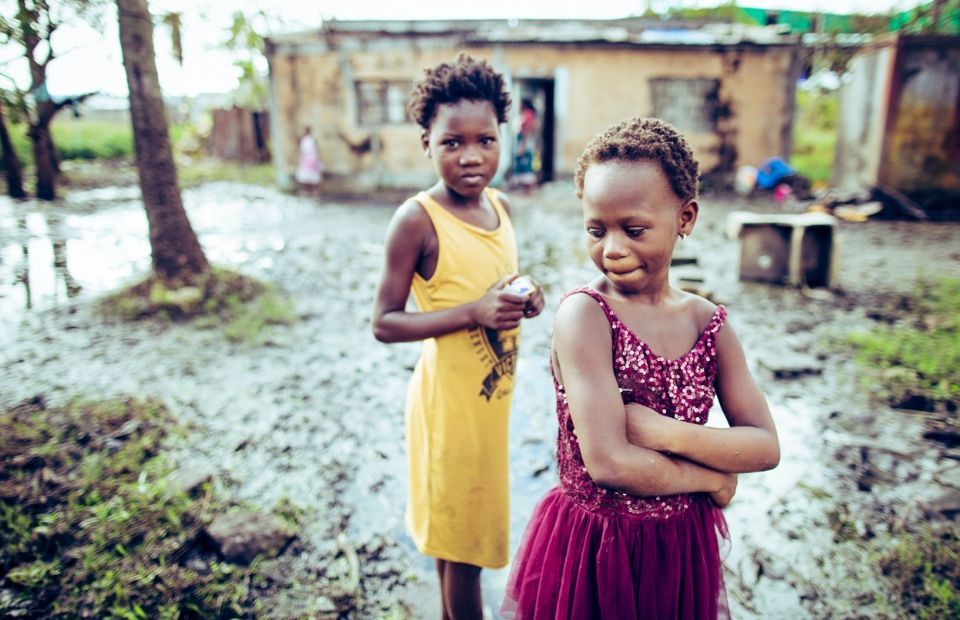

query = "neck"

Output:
[[430, 181, 485, 209], [593, 275, 675, 305]]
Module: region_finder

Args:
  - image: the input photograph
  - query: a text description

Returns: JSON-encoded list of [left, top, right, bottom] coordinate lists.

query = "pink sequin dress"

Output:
[[503, 288, 730, 620]]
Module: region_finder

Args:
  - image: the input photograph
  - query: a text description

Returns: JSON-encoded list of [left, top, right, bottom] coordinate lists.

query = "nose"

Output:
[[459, 145, 483, 166], [603, 233, 628, 260]]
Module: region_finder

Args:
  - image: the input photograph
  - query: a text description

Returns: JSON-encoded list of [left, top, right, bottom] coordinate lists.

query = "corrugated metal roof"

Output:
[[267, 18, 800, 48]]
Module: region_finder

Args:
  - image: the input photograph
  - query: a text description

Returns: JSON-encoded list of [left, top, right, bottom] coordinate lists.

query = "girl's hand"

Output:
[[624, 402, 677, 453], [470, 275, 526, 330], [522, 276, 546, 320], [709, 473, 738, 508]]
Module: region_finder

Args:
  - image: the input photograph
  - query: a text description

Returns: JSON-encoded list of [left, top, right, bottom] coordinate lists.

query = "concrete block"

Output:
[[728, 211, 838, 288]]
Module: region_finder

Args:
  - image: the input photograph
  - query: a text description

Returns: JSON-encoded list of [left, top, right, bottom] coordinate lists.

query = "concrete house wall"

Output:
[[266, 20, 800, 192]]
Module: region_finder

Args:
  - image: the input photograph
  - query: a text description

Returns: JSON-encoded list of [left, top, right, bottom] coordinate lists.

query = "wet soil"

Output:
[[1, 180, 957, 618]]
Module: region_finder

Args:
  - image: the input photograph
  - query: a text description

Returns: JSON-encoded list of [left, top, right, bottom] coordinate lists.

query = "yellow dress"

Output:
[[405, 188, 520, 568]]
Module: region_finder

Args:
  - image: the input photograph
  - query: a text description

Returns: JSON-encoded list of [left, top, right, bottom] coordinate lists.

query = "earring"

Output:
[[679, 232, 688, 240]]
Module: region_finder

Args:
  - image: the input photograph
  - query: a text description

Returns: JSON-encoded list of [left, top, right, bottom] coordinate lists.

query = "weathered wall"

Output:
[[267, 34, 798, 192], [880, 42, 960, 192], [834, 46, 893, 189], [208, 107, 270, 163], [834, 36, 960, 193]]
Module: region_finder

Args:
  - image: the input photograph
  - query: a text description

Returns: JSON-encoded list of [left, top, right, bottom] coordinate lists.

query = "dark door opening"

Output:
[[512, 79, 555, 186]]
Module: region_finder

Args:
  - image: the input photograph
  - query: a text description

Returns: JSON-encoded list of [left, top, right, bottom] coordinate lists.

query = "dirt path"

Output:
[[1, 182, 957, 618]]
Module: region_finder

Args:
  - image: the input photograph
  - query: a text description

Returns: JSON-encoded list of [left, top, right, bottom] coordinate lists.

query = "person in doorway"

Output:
[[502, 117, 780, 619], [371, 53, 545, 619], [294, 126, 323, 194], [511, 98, 539, 190]]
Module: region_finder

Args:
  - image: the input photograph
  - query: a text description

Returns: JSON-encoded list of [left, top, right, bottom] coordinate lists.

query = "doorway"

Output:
[[512, 79, 555, 185]]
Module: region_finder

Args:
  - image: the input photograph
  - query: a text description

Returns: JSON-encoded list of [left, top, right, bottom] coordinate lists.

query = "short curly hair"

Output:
[[574, 117, 700, 202], [407, 53, 511, 130]]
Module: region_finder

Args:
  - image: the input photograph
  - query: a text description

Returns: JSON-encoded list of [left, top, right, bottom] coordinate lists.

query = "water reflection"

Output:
[[2, 207, 82, 315], [0, 183, 313, 334]]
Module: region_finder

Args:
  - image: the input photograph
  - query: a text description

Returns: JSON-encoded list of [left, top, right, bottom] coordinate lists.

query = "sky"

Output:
[[4, 0, 931, 100]]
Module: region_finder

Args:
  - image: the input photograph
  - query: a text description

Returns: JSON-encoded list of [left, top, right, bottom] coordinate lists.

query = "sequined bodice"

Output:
[[554, 288, 727, 521]]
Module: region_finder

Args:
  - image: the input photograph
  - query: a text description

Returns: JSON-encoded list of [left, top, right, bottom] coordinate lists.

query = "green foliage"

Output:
[[223, 11, 270, 109], [894, 0, 960, 35], [791, 89, 838, 184], [845, 278, 960, 416], [664, 1, 752, 23], [878, 521, 960, 619], [0, 396, 280, 618]]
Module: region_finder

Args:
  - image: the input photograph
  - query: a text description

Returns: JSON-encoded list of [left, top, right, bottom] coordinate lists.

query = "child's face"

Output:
[[581, 159, 697, 295], [422, 99, 501, 199]]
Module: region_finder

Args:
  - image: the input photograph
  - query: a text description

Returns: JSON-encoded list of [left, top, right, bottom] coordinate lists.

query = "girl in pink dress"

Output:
[[503, 117, 781, 619]]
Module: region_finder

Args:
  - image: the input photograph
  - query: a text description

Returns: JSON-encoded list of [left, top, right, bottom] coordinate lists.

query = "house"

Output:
[[834, 34, 960, 211], [265, 19, 801, 193]]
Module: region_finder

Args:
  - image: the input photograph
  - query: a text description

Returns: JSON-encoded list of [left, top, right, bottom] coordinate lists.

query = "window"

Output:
[[649, 78, 720, 134], [355, 80, 411, 125]]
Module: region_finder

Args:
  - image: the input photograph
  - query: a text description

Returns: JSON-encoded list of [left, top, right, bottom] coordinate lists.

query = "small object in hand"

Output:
[[508, 275, 536, 299]]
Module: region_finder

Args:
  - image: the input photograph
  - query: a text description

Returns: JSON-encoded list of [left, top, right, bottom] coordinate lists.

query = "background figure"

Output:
[[511, 98, 539, 190], [295, 126, 324, 194]]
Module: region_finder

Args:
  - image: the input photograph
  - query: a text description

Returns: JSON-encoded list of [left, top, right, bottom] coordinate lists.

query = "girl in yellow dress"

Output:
[[371, 53, 545, 618]]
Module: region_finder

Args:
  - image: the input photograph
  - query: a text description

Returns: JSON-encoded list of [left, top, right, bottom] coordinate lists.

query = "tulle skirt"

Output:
[[502, 487, 729, 620]]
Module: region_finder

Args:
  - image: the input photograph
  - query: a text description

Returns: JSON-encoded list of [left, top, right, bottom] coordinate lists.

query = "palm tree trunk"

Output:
[[28, 115, 57, 200], [116, 0, 208, 281], [0, 99, 26, 199]]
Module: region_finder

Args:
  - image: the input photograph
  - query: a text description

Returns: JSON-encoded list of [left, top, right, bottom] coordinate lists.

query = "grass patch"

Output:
[[846, 277, 960, 418], [99, 267, 296, 344], [7, 119, 196, 166], [791, 89, 838, 184], [0, 396, 275, 618], [878, 521, 960, 619], [176, 160, 276, 189], [8, 117, 275, 190], [51, 119, 134, 161]]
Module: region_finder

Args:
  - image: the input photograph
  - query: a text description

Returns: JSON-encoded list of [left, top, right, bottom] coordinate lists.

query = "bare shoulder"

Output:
[[392, 197, 430, 227], [491, 188, 512, 217], [555, 291, 609, 336], [386, 197, 433, 240], [677, 290, 720, 330]]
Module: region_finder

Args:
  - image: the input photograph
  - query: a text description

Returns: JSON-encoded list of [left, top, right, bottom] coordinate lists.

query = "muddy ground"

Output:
[[1, 180, 957, 618]]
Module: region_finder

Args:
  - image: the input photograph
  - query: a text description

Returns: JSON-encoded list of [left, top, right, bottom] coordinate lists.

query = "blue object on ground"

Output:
[[756, 157, 795, 190]]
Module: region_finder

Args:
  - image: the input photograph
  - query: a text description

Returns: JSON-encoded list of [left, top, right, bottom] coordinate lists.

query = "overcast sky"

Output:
[[7, 0, 931, 99]]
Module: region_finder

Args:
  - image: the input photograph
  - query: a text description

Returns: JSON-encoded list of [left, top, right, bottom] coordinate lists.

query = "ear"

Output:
[[678, 199, 699, 237], [420, 130, 431, 157]]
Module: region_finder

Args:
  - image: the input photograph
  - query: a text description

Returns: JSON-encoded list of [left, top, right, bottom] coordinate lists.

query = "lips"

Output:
[[605, 265, 641, 276]]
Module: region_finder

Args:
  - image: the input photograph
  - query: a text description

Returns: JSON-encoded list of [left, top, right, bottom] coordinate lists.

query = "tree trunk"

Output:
[[116, 0, 208, 281], [28, 113, 57, 200], [0, 100, 27, 199]]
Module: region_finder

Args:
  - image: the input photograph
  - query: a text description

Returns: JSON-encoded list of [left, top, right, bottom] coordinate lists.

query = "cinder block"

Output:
[[728, 212, 837, 288]]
